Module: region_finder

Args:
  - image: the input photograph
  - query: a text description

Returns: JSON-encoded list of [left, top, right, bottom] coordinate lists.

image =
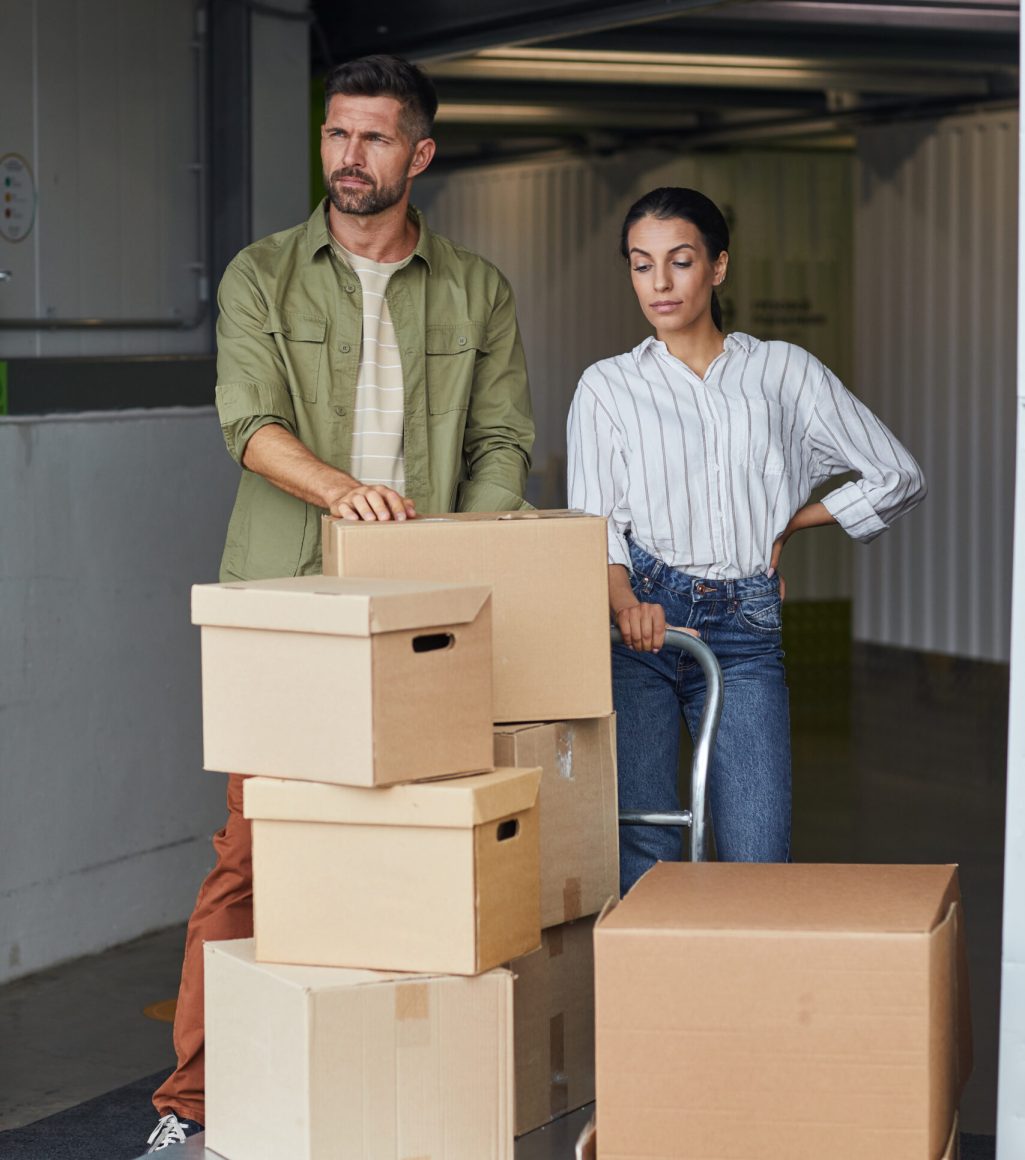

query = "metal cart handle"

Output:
[[611, 625, 724, 862]]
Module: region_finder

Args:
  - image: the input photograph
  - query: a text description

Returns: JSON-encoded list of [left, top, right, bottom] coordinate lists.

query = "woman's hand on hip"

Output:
[[768, 502, 838, 601]]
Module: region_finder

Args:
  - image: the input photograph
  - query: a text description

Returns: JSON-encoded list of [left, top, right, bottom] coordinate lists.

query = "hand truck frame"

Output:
[[611, 625, 724, 862]]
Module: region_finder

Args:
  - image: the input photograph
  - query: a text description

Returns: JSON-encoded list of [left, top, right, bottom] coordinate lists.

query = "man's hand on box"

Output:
[[331, 484, 417, 522]]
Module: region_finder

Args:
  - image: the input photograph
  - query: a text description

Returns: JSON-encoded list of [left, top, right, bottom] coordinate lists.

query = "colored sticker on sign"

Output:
[[0, 154, 37, 243]]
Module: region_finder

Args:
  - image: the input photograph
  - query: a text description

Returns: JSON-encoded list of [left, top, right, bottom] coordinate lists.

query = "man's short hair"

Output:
[[324, 55, 438, 143]]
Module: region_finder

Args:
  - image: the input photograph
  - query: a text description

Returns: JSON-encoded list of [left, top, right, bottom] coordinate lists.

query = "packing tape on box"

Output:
[[563, 877, 582, 922], [396, 982, 431, 1048], [549, 1012, 569, 1116], [556, 726, 575, 780], [547, 927, 564, 958], [396, 982, 430, 1021]]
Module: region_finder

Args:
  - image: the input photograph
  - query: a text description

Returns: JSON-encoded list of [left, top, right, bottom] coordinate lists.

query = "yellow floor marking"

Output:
[[143, 999, 177, 1023]]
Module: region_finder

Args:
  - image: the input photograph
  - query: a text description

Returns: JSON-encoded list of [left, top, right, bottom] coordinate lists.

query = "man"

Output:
[[146, 54, 533, 1151]]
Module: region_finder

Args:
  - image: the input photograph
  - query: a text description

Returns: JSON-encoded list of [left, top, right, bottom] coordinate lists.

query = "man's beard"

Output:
[[326, 167, 407, 216]]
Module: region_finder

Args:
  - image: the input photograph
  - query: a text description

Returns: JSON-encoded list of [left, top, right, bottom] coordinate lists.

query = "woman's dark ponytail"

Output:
[[621, 187, 730, 331]]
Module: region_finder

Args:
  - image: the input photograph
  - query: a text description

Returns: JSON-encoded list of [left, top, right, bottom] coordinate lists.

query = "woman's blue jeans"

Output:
[[614, 539, 792, 894]]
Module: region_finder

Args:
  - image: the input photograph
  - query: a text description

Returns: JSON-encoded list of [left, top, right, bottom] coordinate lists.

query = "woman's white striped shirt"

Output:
[[566, 331, 926, 579]]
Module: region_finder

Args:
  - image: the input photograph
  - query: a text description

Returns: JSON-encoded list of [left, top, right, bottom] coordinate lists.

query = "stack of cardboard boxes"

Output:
[[321, 511, 619, 1137], [190, 511, 619, 1158], [188, 511, 974, 1160]]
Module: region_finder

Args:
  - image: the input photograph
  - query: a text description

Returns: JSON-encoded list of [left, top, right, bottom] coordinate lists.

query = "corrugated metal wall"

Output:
[[417, 147, 858, 601], [854, 111, 1018, 661], [0, 0, 207, 357]]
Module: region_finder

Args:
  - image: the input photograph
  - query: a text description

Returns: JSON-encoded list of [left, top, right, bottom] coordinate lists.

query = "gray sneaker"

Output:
[[146, 1112, 202, 1152]]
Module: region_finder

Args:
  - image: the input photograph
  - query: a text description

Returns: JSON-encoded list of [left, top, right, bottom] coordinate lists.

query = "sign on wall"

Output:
[[0, 154, 36, 243]]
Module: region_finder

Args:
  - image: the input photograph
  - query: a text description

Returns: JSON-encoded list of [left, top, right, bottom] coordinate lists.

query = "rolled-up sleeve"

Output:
[[459, 274, 534, 507], [808, 364, 927, 542], [215, 258, 298, 465], [567, 380, 632, 568]]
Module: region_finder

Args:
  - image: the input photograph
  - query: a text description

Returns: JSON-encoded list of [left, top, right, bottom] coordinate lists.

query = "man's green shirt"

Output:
[[215, 200, 535, 581]]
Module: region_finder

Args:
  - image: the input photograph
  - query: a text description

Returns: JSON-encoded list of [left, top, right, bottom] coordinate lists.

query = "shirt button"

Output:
[[333, 406, 344, 416], [340, 343, 351, 353], [345, 284, 355, 293], [457, 335, 467, 346]]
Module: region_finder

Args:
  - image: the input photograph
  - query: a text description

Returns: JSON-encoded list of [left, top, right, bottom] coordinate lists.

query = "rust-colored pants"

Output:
[[152, 774, 252, 1124]]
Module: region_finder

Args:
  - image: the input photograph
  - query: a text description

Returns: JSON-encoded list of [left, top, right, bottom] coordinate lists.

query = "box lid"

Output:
[[602, 862, 961, 936], [326, 509, 596, 531], [244, 766, 541, 828], [207, 938, 515, 992], [191, 575, 490, 636]]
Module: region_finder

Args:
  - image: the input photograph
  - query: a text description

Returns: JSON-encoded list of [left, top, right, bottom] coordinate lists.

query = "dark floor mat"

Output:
[[0, 1081, 999, 1160], [962, 1134, 997, 1160], [0, 1071, 171, 1159]]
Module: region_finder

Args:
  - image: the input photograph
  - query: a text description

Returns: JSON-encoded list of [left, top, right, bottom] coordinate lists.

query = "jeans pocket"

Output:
[[736, 594, 782, 635]]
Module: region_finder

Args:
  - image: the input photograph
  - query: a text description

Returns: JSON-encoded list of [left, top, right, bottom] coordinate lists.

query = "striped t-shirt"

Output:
[[330, 236, 412, 491], [567, 331, 926, 579]]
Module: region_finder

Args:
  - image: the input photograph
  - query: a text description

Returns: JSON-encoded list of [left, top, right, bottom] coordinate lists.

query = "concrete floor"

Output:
[[0, 627, 1007, 1156]]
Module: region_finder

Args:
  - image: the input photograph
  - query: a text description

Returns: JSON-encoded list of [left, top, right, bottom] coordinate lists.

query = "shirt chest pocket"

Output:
[[262, 309, 327, 404], [424, 322, 488, 414], [728, 399, 788, 476]]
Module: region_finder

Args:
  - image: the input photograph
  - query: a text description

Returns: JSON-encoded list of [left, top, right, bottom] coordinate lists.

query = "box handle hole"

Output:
[[496, 819, 519, 842], [412, 632, 454, 653]]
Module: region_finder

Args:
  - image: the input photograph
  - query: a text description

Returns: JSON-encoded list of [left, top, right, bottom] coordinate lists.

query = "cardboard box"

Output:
[[594, 862, 973, 1160], [205, 939, 513, 1160], [510, 917, 598, 1136], [192, 575, 493, 787], [322, 511, 612, 723], [244, 766, 542, 974], [495, 718, 618, 928], [575, 1115, 962, 1160]]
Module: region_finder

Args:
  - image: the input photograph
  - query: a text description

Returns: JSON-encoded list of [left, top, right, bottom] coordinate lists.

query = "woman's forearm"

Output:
[[782, 501, 836, 542], [608, 564, 639, 615]]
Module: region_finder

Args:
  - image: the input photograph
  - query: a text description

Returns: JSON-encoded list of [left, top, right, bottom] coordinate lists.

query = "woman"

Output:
[[567, 187, 925, 893]]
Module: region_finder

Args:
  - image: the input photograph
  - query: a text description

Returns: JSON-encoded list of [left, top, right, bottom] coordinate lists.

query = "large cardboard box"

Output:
[[594, 862, 973, 1160], [495, 718, 618, 928], [322, 511, 612, 723], [575, 1115, 962, 1160], [192, 575, 493, 787], [244, 767, 542, 974], [510, 917, 598, 1137], [205, 939, 514, 1160]]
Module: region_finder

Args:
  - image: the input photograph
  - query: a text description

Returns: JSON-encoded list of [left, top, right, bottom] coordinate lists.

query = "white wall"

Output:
[[416, 147, 857, 601], [0, 409, 240, 983], [996, 49, 1025, 1152], [854, 110, 1018, 662]]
